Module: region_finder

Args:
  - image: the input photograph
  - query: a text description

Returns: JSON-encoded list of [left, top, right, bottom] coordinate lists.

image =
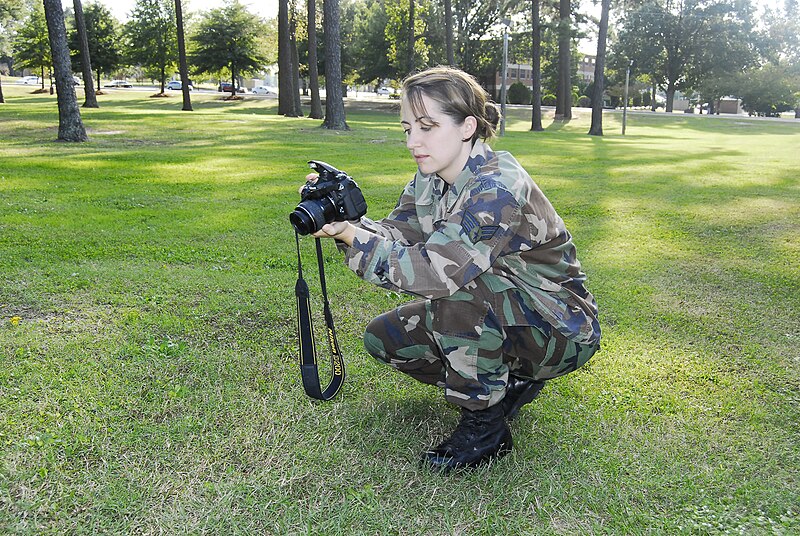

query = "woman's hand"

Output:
[[313, 221, 356, 246]]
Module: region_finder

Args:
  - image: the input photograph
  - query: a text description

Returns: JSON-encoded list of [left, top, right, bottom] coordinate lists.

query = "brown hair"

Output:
[[401, 66, 500, 143]]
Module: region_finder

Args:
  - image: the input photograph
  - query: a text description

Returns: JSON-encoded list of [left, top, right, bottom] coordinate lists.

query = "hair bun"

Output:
[[484, 101, 501, 131]]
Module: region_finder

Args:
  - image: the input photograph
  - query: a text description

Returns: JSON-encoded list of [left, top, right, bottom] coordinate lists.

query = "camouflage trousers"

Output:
[[363, 283, 598, 411]]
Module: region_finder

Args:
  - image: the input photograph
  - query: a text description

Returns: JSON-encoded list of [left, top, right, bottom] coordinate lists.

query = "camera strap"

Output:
[[294, 231, 345, 401]]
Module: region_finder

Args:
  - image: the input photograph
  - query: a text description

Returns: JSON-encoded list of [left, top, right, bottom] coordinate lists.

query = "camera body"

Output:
[[290, 160, 368, 235]]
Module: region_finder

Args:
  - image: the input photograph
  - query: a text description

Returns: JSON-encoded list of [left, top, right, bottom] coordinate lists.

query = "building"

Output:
[[490, 55, 597, 97], [577, 55, 596, 82]]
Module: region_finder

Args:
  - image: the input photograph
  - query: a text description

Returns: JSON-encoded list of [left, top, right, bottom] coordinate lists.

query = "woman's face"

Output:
[[400, 93, 477, 184]]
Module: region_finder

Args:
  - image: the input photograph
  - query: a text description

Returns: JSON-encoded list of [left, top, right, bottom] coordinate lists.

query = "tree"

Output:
[[174, 0, 192, 111], [322, 0, 349, 129], [588, 0, 610, 135], [385, 0, 430, 77], [0, 0, 25, 103], [444, 0, 454, 65], [78, 3, 121, 92], [529, 0, 543, 131], [290, 6, 304, 116], [555, 0, 572, 119], [307, 0, 323, 118], [764, 0, 800, 117], [191, 0, 269, 98], [12, 3, 50, 91], [72, 0, 98, 107], [278, 0, 296, 112], [350, 0, 393, 84], [616, 0, 757, 113], [735, 63, 797, 117], [43, 0, 88, 141], [125, 0, 177, 94]]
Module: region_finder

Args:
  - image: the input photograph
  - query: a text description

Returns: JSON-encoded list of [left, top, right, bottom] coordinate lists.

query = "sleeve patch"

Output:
[[461, 210, 499, 243]]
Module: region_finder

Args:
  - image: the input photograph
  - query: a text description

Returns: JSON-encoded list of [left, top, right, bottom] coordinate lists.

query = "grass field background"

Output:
[[1, 85, 799, 534]]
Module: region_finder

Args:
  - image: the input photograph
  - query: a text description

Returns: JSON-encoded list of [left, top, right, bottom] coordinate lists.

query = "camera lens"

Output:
[[289, 197, 336, 235]]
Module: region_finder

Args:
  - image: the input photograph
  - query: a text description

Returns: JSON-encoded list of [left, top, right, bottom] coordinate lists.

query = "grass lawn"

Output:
[[1, 85, 798, 534]]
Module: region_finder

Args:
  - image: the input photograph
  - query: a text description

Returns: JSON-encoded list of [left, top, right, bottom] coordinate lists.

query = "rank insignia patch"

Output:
[[461, 210, 499, 243]]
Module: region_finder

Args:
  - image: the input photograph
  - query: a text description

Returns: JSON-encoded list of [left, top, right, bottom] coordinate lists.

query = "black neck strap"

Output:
[[294, 231, 345, 401]]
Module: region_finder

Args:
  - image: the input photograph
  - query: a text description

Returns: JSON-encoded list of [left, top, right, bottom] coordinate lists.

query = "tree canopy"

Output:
[[190, 0, 269, 95]]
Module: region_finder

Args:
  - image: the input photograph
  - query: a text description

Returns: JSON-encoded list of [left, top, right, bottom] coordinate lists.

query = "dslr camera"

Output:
[[290, 160, 368, 235]]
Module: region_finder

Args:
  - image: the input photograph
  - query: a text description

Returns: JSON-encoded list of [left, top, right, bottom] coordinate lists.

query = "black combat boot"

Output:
[[502, 376, 545, 421], [423, 404, 512, 471]]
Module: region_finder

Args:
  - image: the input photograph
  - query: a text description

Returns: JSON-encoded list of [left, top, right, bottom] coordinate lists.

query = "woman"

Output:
[[310, 66, 600, 471]]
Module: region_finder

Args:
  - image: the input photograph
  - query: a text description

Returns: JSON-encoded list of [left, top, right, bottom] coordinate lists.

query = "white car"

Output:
[[166, 80, 192, 90], [18, 75, 41, 85], [252, 86, 278, 96], [104, 80, 133, 88], [377, 86, 391, 95]]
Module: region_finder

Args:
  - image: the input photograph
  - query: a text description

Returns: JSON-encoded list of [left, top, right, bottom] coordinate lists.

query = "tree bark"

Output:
[[290, 9, 303, 116], [529, 0, 542, 131], [407, 0, 415, 74], [73, 0, 98, 107], [307, 0, 323, 118], [175, 0, 192, 111], [321, 0, 349, 130], [0, 76, 5, 104], [43, 0, 88, 141], [588, 0, 609, 136], [444, 0, 454, 66], [665, 81, 676, 112], [278, 0, 293, 115], [555, 0, 571, 120]]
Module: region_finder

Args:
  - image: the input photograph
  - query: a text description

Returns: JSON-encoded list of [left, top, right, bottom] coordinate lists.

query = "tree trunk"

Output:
[[529, 0, 542, 131], [278, 0, 293, 115], [665, 81, 676, 112], [555, 0, 571, 119], [73, 0, 98, 108], [407, 0, 415, 74], [444, 0, 454, 66], [588, 0, 609, 136], [321, 0, 349, 130], [650, 78, 657, 112], [290, 10, 304, 116], [0, 76, 5, 103], [175, 0, 192, 111], [795, 106, 799, 119], [307, 0, 323, 118], [43, 0, 88, 141], [555, 0, 571, 120]]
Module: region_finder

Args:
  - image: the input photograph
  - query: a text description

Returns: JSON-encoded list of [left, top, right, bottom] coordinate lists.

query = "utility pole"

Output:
[[622, 59, 633, 135]]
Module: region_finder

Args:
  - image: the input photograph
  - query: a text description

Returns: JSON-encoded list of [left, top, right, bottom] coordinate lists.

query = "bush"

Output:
[[542, 93, 556, 106], [578, 95, 591, 107], [507, 82, 531, 105]]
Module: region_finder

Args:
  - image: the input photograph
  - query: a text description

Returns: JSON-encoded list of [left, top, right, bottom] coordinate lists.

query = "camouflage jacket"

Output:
[[342, 140, 601, 345]]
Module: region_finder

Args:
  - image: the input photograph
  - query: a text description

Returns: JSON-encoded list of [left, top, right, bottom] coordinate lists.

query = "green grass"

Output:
[[1, 85, 799, 534]]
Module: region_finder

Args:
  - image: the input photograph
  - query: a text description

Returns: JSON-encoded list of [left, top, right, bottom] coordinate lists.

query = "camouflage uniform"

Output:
[[342, 140, 600, 411]]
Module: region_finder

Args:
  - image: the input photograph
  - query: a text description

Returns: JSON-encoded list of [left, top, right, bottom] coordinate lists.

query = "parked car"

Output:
[[251, 85, 277, 96], [104, 79, 132, 88], [18, 75, 41, 85], [218, 82, 244, 93], [377, 86, 391, 95], [166, 80, 192, 91], [72, 76, 82, 85]]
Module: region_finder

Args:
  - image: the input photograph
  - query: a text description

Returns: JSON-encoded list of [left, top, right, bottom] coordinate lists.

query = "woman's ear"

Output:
[[461, 115, 478, 142]]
